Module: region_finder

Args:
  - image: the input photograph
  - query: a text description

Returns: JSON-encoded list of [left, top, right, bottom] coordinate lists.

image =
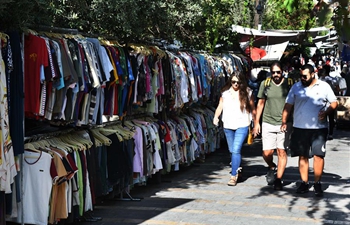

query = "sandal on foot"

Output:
[[227, 176, 237, 186]]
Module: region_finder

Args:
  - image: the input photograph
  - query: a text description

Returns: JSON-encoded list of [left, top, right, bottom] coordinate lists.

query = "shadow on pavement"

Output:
[[77, 129, 350, 225]]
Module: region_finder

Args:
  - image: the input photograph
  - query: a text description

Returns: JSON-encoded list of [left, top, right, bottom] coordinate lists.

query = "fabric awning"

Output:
[[266, 27, 329, 38], [232, 25, 330, 47], [232, 25, 299, 47]]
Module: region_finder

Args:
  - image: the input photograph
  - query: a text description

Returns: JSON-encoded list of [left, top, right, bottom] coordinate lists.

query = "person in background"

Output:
[[213, 71, 256, 186], [334, 61, 341, 73], [253, 61, 291, 190], [248, 70, 268, 107], [341, 66, 350, 96], [318, 67, 339, 140], [281, 64, 338, 197]]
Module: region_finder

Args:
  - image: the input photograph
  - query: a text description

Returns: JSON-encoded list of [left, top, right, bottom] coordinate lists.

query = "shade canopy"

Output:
[[232, 25, 330, 47]]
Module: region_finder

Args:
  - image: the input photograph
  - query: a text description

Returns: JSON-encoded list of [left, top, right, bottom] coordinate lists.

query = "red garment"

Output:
[[245, 47, 266, 61], [163, 123, 172, 143], [24, 34, 49, 116]]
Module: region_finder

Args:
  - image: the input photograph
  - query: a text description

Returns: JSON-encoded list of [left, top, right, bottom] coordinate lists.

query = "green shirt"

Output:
[[257, 78, 291, 125]]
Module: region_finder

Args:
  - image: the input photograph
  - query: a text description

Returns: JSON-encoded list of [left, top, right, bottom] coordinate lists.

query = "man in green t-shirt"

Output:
[[253, 61, 292, 190]]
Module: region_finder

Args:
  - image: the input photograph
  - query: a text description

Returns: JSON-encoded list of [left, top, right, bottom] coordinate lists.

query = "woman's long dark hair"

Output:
[[221, 71, 252, 113]]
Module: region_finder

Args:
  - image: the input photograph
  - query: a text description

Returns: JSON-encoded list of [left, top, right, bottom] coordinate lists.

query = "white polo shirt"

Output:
[[286, 79, 337, 129]]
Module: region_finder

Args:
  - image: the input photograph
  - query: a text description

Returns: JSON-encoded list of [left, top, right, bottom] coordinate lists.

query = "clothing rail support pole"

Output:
[[115, 190, 141, 201], [21, 32, 25, 225]]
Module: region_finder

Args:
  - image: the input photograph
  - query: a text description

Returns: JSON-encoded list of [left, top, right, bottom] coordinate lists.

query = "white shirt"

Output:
[[16, 151, 53, 225], [221, 88, 251, 130], [286, 80, 337, 129]]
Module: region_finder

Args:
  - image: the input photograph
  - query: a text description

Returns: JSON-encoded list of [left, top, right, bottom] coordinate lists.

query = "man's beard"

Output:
[[272, 76, 283, 84], [301, 78, 313, 86]]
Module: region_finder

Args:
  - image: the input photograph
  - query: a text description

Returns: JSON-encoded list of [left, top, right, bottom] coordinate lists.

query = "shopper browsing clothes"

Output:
[[213, 71, 256, 186], [281, 64, 338, 197], [253, 61, 293, 190]]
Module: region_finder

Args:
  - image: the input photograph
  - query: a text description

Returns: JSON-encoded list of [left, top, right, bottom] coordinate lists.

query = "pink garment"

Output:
[[132, 127, 144, 175], [144, 56, 151, 93], [157, 60, 165, 95]]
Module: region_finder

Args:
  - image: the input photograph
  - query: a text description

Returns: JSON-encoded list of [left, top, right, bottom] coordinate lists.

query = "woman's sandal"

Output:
[[227, 176, 237, 186]]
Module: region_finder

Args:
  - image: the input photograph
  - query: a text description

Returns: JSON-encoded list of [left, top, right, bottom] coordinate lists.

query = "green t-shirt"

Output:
[[257, 78, 291, 125]]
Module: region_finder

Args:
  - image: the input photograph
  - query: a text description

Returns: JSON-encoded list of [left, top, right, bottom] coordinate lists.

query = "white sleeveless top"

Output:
[[221, 88, 251, 130]]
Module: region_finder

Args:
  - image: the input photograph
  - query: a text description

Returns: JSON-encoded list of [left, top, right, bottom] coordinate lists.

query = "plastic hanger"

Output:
[[99, 128, 124, 142], [71, 132, 93, 149], [24, 143, 41, 152], [47, 137, 72, 152], [57, 136, 79, 151], [64, 134, 86, 150], [60, 135, 85, 151], [91, 129, 112, 146], [114, 124, 135, 140]]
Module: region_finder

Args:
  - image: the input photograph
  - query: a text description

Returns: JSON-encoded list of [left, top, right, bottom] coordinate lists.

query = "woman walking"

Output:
[[213, 71, 256, 186]]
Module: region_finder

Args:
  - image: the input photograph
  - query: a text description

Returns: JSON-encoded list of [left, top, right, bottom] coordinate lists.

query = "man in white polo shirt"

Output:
[[280, 64, 338, 197]]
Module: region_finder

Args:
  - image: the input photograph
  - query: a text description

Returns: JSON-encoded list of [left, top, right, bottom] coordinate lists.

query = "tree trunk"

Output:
[[254, 0, 260, 29]]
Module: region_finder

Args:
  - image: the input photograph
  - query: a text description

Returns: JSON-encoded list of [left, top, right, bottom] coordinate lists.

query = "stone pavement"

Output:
[[83, 128, 350, 225]]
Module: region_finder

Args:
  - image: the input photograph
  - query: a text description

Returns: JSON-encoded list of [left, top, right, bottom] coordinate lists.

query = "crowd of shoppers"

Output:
[[213, 58, 341, 197]]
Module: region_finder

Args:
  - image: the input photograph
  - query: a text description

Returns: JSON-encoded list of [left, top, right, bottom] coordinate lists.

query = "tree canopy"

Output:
[[0, 0, 346, 52]]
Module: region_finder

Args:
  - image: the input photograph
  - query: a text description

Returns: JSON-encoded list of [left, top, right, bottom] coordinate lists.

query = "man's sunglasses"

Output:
[[300, 74, 308, 79], [272, 71, 281, 74]]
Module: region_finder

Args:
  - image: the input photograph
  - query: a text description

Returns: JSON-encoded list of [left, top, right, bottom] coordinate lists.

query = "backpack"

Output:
[[264, 77, 294, 92], [263, 77, 295, 121]]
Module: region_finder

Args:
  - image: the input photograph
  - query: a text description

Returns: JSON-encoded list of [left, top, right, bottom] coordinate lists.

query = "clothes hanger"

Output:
[[24, 141, 43, 159], [24, 143, 41, 152], [35, 139, 51, 148], [91, 129, 112, 146], [38, 147, 55, 157], [114, 124, 135, 137], [99, 127, 128, 141], [58, 136, 79, 151], [26, 29, 38, 35], [0, 32, 9, 44], [24, 151, 42, 159], [98, 128, 124, 142], [115, 126, 134, 140], [132, 119, 150, 126], [92, 136, 102, 147], [60, 135, 85, 151], [71, 132, 93, 149], [109, 124, 134, 137], [61, 134, 86, 150], [123, 120, 136, 130], [48, 137, 72, 152], [30, 140, 43, 150], [128, 43, 142, 54]]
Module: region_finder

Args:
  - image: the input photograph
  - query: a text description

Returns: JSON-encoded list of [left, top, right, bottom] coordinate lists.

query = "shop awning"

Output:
[[232, 25, 330, 47]]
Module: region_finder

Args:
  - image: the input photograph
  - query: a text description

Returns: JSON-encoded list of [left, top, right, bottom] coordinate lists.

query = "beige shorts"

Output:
[[262, 122, 292, 151]]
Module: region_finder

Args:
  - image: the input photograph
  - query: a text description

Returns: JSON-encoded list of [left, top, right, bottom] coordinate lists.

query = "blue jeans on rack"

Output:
[[224, 126, 249, 176]]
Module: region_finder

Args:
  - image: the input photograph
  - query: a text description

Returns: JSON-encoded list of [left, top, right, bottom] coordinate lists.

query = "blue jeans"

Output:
[[224, 126, 249, 176]]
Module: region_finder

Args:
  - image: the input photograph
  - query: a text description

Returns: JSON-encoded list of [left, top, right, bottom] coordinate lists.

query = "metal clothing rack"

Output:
[[24, 128, 74, 143], [114, 186, 142, 202], [28, 25, 79, 35], [21, 26, 88, 225]]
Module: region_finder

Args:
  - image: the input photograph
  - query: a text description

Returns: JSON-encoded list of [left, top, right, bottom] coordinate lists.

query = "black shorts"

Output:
[[290, 128, 328, 158]]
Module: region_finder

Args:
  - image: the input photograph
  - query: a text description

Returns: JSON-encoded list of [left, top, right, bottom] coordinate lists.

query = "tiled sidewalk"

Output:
[[84, 129, 350, 225]]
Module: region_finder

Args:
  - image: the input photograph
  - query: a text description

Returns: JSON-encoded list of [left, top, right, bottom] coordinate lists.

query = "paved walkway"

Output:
[[84, 128, 350, 225]]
